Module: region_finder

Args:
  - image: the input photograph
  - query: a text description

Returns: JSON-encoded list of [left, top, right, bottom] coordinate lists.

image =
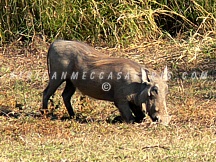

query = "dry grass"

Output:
[[0, 36, 215, 161]]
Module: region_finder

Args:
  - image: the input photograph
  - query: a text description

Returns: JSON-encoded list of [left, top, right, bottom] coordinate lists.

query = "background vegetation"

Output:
[[0, 0, 215, 161], [0, 0, 216, 46]]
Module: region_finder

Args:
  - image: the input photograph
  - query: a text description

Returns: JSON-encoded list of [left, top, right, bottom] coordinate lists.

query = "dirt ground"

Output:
[[0, 37, 215, 161]]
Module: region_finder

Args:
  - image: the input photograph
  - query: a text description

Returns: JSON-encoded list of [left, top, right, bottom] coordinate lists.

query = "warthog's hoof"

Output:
[[39, 109, 49, 115]]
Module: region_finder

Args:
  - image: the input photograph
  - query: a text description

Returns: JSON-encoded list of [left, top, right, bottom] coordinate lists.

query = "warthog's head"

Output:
[[139, 67, 171, 125]]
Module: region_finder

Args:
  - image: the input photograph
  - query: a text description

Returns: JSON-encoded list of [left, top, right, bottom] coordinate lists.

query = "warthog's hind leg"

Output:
[[42, 79, 63, 114], [114, 101, 135, 123], [62, 80, 76, 118]]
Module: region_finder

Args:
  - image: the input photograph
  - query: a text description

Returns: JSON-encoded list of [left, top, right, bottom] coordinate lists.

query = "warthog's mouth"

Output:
[[151, 115, 172, 126], [141, 104, 171, 125]]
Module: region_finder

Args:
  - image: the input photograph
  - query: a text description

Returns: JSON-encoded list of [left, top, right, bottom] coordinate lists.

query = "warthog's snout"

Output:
[[147, 113, 171, 125], [154, 115, 172, 126]]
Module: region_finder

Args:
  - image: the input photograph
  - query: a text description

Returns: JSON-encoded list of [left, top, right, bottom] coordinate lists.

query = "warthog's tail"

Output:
[[46, 43, 52, 79]]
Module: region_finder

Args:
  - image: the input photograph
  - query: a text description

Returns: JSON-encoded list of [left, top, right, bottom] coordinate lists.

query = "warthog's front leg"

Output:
[[129, 102, 145, 123], [114, 101, 135, 123]]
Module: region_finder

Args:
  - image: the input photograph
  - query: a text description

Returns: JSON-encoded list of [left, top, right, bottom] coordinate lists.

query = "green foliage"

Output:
[[153, 0, 216, 35], [0, 0, 216, 46]]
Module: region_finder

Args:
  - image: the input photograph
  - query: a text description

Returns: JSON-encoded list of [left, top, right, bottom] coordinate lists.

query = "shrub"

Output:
[[0, 0, 215, 46]]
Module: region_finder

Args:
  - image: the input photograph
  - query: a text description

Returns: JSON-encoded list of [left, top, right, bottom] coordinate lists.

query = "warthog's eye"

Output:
[[152, 86, 158, 94], [149, 86, 158, 97]]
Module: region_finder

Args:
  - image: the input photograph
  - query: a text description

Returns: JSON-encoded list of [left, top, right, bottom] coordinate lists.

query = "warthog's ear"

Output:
[[162, 66, 168, 81], [141, 68, 149, 83]]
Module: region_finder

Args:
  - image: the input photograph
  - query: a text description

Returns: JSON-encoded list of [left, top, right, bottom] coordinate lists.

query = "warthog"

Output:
[[42, 40, 171, 125]]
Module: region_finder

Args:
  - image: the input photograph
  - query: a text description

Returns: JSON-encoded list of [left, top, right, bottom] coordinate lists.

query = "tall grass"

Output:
[[0, 0, 216, 46]]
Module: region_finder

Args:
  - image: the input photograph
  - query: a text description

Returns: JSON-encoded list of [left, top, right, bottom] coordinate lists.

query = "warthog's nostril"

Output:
[[156, 116, 160, 122], [157, 115, 171, 125]]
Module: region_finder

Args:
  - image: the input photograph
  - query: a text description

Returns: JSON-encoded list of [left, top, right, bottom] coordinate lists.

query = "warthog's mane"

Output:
[[91, 58, 140, 67]]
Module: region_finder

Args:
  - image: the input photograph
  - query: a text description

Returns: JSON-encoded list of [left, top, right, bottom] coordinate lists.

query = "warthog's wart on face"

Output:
[[42, 40, 171, 125]]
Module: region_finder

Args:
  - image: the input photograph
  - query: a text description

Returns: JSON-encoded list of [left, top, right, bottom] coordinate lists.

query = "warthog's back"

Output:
[[49, 40, 103, 57], [48, 40, 107, 73]]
